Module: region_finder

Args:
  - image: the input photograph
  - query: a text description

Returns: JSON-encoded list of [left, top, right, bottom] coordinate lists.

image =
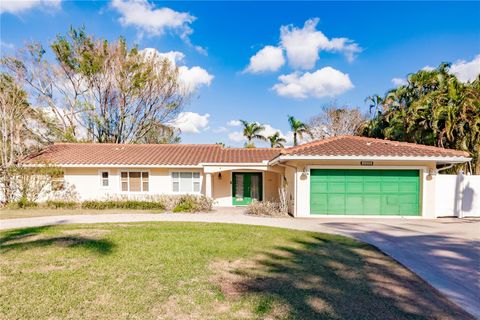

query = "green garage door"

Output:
[[310, 169, 420, 216]]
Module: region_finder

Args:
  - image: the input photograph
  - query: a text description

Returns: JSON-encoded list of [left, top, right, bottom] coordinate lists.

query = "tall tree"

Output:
[[2, 27, 188, 144], [359, 63, 480, 174], [267, 131, 286, 148], [288, 115, 312, 146], [309, 104, 366, 139], [0, 73, 55, 202], [239, 120, 266, 148]]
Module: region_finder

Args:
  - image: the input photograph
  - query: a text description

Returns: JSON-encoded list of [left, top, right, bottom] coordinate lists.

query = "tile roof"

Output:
[[280, 135, 470, 158], [24, 136, 469, 167], [24, 143, 281, 166]]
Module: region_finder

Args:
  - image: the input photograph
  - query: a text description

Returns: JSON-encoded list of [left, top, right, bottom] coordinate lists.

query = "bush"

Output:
[[15, 196, 38, 209], [81, 200, 164, 210], [172, 195, 214, 213], [246, 200, 288, 217], [45, 200, 79, 209]]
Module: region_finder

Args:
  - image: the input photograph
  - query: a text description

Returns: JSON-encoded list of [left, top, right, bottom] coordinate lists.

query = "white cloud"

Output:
[[1, 0, 61, 14], [450, 55, 480, 83], [272, 67, 354, 99], [171, 112, 209, 134], [227, 120, 241, 127], [139, 48, 213, 94], [228, 131, 245, 143], [391, 77, 408, 86], [178, 66, 214, 93], [280, 18, 361, 69], [0, 41, 14, 50], [245, 45, 285, 73], [111, 0, 205, 53], [141, 48, 185, 64]]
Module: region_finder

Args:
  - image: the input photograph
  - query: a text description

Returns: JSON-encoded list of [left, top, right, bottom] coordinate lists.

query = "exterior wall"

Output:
[[283, 159, 438, 218], [64, 167, 205, 201], [63, 166, 282, 207], [435, 174, 480, 217]]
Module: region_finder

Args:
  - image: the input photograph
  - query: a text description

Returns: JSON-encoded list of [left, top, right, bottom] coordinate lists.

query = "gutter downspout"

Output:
[[275, 162, 298, 217]]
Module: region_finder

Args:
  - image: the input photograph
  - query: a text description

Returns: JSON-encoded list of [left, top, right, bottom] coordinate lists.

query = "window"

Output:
[[101, 171, 109, 187], [172, 172, 201, 193], [121, 171, 149, 192]]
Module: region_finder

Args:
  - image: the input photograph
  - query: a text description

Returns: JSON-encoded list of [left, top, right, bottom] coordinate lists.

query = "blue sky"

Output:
[[1, 1, 479, 146]]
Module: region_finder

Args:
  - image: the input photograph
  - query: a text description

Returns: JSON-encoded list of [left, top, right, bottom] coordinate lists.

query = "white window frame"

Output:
[[99, 170, 110, 189], [171, 171, 202, 194], [119, 170, 150, 193]]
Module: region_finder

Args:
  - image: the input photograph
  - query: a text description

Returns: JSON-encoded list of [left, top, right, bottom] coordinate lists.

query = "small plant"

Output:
[[246, 200, 288, 217], [172, 195, 214, 213], [15, 196, 38, 209]]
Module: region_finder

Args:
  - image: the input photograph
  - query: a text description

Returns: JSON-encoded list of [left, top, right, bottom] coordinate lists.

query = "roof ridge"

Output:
[[53, 142, 222, 147]]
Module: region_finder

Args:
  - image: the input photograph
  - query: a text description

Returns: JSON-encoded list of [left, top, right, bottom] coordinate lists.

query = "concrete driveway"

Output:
[[1, 211, 478, 317]]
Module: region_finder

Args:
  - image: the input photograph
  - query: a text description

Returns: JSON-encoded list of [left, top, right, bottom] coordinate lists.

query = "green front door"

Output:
[[310, 169, 420, 215], [232, 172, 262, 206]]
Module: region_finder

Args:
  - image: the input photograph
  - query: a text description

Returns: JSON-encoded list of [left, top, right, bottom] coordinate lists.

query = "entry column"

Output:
[[205, 172, 212, 198]]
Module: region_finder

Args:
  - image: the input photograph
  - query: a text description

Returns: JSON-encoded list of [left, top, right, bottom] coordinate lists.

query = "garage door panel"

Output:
[[310, 169, 420, 216], [346, 182, 363, 193]]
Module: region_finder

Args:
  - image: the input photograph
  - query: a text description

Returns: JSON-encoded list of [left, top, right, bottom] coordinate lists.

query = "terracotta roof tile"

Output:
[[24, 143, 281, 166], [24, 136, 469, 166], [281, 135, 470, 158]]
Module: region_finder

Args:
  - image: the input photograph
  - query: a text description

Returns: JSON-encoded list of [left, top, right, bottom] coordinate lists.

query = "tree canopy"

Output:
[[359, 63, 480, 173]]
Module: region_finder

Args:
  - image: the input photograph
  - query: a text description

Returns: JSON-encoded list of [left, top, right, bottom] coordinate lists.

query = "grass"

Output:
[[0, 222, 472, 320], [0, 208, 165, 220]]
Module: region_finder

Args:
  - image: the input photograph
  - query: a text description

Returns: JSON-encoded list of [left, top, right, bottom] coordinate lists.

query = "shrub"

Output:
[[45, 200, 79, 209], [246, 200, 288, 217], [81, 200, 164, 210], [15, 196, 38, 209], [172, 195, 214, 213]]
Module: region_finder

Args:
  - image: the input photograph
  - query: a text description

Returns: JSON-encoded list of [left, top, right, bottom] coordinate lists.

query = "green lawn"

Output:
[[0, 223, 472, 320]]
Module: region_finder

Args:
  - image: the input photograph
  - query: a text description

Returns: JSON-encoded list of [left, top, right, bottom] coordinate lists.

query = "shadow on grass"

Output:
[[0, 225, 114, 255], [232, 234, 474, 320]]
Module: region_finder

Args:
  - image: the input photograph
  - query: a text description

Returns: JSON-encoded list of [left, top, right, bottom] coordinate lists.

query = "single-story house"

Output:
[[24, 135, 471, 218]]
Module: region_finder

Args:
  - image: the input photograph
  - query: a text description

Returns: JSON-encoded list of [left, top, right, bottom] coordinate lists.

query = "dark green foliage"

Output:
[[360, 63, 480, 173]]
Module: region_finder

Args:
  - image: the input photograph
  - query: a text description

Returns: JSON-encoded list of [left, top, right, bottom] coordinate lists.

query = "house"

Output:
[[24, 136, 471, 218]]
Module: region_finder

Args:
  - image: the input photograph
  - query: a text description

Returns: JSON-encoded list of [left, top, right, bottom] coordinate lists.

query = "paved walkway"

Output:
[[1, 209, 479, 317]]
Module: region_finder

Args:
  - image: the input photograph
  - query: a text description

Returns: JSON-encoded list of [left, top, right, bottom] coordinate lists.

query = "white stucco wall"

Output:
[[282, 160, 438, 218], [64, 167, 205, 201]]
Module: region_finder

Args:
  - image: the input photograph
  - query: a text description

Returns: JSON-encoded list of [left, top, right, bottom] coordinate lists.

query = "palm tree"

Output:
[[267, 132, 286, 148], [288, 115, 312, 146], [239, 120, 266, 148]]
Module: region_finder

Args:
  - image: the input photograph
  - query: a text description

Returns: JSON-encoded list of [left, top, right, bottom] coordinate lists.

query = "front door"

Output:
[[232, 172, 262, 205]]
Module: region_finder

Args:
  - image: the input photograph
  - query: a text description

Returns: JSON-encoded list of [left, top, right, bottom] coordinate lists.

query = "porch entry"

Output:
[[232, 172, 263, 205]]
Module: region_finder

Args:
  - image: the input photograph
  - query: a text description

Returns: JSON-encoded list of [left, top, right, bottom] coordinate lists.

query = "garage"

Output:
[[310, 169, 420, 216]]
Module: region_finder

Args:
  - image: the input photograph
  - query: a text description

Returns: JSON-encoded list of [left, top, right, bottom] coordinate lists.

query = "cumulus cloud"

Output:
[[391, 77, 408, 86], [450, 55, 480, 83], [178, 66, 214, 93], [272, 67, 354, 99], [139, 48, 213, 94], [245, 45, 285, 73], [171, 112, 209, 134], [280, 18, 361, 69], [227, 120, 241, 126], [111, 0, 205, 54], [0, 0, 61, 14]]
